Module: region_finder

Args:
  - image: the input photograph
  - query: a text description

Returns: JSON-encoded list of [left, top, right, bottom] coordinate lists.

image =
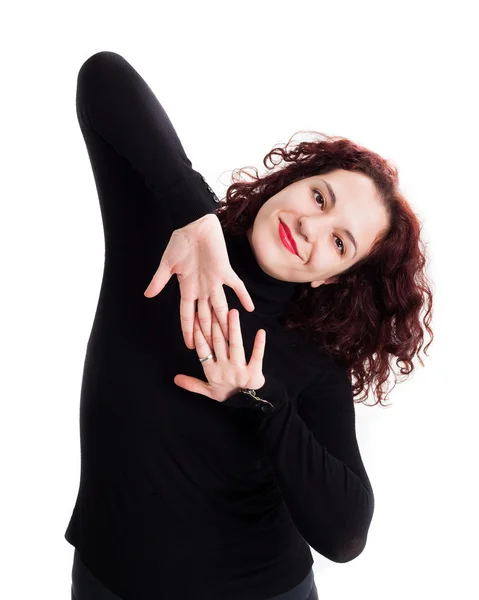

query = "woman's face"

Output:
[[247, 168, 391, 287]]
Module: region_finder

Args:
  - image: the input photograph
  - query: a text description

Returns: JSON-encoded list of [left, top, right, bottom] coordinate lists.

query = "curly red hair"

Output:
[[214, 131, 434, 407]]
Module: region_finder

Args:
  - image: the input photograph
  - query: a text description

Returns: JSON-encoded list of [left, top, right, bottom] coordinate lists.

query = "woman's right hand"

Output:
[[143, 213, 255, 351]]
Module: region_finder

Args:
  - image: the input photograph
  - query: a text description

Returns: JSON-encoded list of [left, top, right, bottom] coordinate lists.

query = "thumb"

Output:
[[174, 374, 211, 398], [144, 260, 173, 297], [231, 275, 255, 312]]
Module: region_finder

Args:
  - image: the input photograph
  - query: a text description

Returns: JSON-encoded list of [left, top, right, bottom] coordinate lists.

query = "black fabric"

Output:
[[65, 51, 374, 600], [224, 232, 299, 318], [71, 549, 318, 600], [72, 550, 123, 600]]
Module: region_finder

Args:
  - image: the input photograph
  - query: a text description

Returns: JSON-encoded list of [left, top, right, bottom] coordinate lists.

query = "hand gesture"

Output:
[[144, 214, 255, 350], [173, 309, 266, 402]]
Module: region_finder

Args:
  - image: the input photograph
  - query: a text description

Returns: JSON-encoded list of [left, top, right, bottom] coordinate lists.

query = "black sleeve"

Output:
[[76, 51, 220, 232], [222, 369, 375, 563]]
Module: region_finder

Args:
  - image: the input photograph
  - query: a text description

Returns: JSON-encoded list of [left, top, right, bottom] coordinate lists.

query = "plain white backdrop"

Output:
[[1, 1, 478, 598]]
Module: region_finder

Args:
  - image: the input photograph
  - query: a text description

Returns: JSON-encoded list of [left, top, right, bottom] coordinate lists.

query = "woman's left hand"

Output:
[[174, 309, 266, 402]]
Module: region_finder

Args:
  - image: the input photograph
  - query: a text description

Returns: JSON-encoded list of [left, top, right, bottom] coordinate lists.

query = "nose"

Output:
[[299, 216, 321, 244], [299, 216, 329, 260]]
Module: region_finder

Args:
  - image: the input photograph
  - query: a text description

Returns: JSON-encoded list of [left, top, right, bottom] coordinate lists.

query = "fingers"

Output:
[[174, 373, 210, 397], [144, 256, 172, 298], [210, 287, 230, 342], [228, 310, 246, 366], [199, 287, 230, 347], [181, 281, 251, 352], [248, 328, 266, 369], [193, 313, 214, 362], [231, 276, 255, 312], [211, 312, 229, 361], [179, 297, 196, 350], [197, 297, 213, 348]]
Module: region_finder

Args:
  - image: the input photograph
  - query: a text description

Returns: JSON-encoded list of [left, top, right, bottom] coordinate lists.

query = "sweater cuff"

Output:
[[164, 170, 221, 231], [222, 374, 288, 414]]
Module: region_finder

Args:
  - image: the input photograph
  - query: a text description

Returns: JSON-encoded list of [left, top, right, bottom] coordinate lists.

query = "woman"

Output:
[[66, 51, 433, 600]]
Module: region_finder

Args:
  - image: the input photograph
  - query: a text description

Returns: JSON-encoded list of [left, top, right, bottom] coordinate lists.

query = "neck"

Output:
[[224, 228, 300, 320]]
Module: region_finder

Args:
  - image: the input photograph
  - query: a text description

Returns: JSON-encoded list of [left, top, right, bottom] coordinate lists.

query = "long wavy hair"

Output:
[[214, 131, 434, 407]]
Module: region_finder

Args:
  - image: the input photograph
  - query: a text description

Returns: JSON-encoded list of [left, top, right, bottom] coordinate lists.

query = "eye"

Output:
[[313, 189, 326, 208], [313, 189, 346, 256]]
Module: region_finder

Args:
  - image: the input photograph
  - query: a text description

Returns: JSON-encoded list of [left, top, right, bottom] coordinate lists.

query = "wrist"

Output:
[[222, 385, 276, 414], [239, 388, 275, 411]]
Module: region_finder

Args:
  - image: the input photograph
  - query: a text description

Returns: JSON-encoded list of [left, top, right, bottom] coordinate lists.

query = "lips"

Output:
[[279, 219, 300, 258]]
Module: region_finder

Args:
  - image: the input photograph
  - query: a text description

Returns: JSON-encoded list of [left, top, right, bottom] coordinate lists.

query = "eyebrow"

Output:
[[320, 179, 358, 259]]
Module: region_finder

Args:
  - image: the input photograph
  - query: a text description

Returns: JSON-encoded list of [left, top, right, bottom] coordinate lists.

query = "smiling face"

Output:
[[246, 168, 391, 288]]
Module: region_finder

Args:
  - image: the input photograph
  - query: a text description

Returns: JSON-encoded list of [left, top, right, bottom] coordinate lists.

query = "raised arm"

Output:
[[76, 50, 220, 232]]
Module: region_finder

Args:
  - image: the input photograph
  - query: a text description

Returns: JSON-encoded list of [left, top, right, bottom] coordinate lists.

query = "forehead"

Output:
[[309, 170, 378, 197]]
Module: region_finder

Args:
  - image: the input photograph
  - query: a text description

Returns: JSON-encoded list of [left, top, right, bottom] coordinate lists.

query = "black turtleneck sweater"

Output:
[[65, 51, 374, 600]]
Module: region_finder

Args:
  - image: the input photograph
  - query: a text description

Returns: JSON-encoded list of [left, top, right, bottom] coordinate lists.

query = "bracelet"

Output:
[[238, 388, 275, 410]]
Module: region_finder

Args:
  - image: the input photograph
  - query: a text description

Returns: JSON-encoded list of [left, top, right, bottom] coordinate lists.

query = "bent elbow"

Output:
[[333, 533, 369, 563]]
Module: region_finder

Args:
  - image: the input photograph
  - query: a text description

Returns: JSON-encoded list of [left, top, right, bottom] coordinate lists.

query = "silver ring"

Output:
[[199, 352, 215, 363]]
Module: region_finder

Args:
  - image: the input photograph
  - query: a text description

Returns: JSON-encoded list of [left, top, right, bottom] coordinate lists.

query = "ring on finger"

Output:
[[194, 314, 216, 363], [199, 352, 215, 363]]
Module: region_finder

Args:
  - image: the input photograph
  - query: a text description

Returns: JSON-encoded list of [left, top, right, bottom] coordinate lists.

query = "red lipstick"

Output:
[[279, 220, 299, 257]]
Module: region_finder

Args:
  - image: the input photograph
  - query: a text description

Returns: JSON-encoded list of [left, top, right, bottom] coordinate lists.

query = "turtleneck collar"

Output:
[[224, 229, 300, 320]]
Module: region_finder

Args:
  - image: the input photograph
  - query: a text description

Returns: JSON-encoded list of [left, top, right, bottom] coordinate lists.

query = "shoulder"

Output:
[[282, 323, 347, 378], [298, 354, 354, 414]]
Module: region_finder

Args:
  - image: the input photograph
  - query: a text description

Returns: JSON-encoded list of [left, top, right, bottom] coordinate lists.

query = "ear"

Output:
[[310, 276, 339, 288]]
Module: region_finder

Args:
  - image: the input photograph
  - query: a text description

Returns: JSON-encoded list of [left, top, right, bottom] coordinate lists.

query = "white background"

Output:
[[1, 1, 478, 598]]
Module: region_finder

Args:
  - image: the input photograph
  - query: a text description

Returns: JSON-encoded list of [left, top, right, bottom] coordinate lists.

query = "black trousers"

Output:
[[71, 51, 319, 600]]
